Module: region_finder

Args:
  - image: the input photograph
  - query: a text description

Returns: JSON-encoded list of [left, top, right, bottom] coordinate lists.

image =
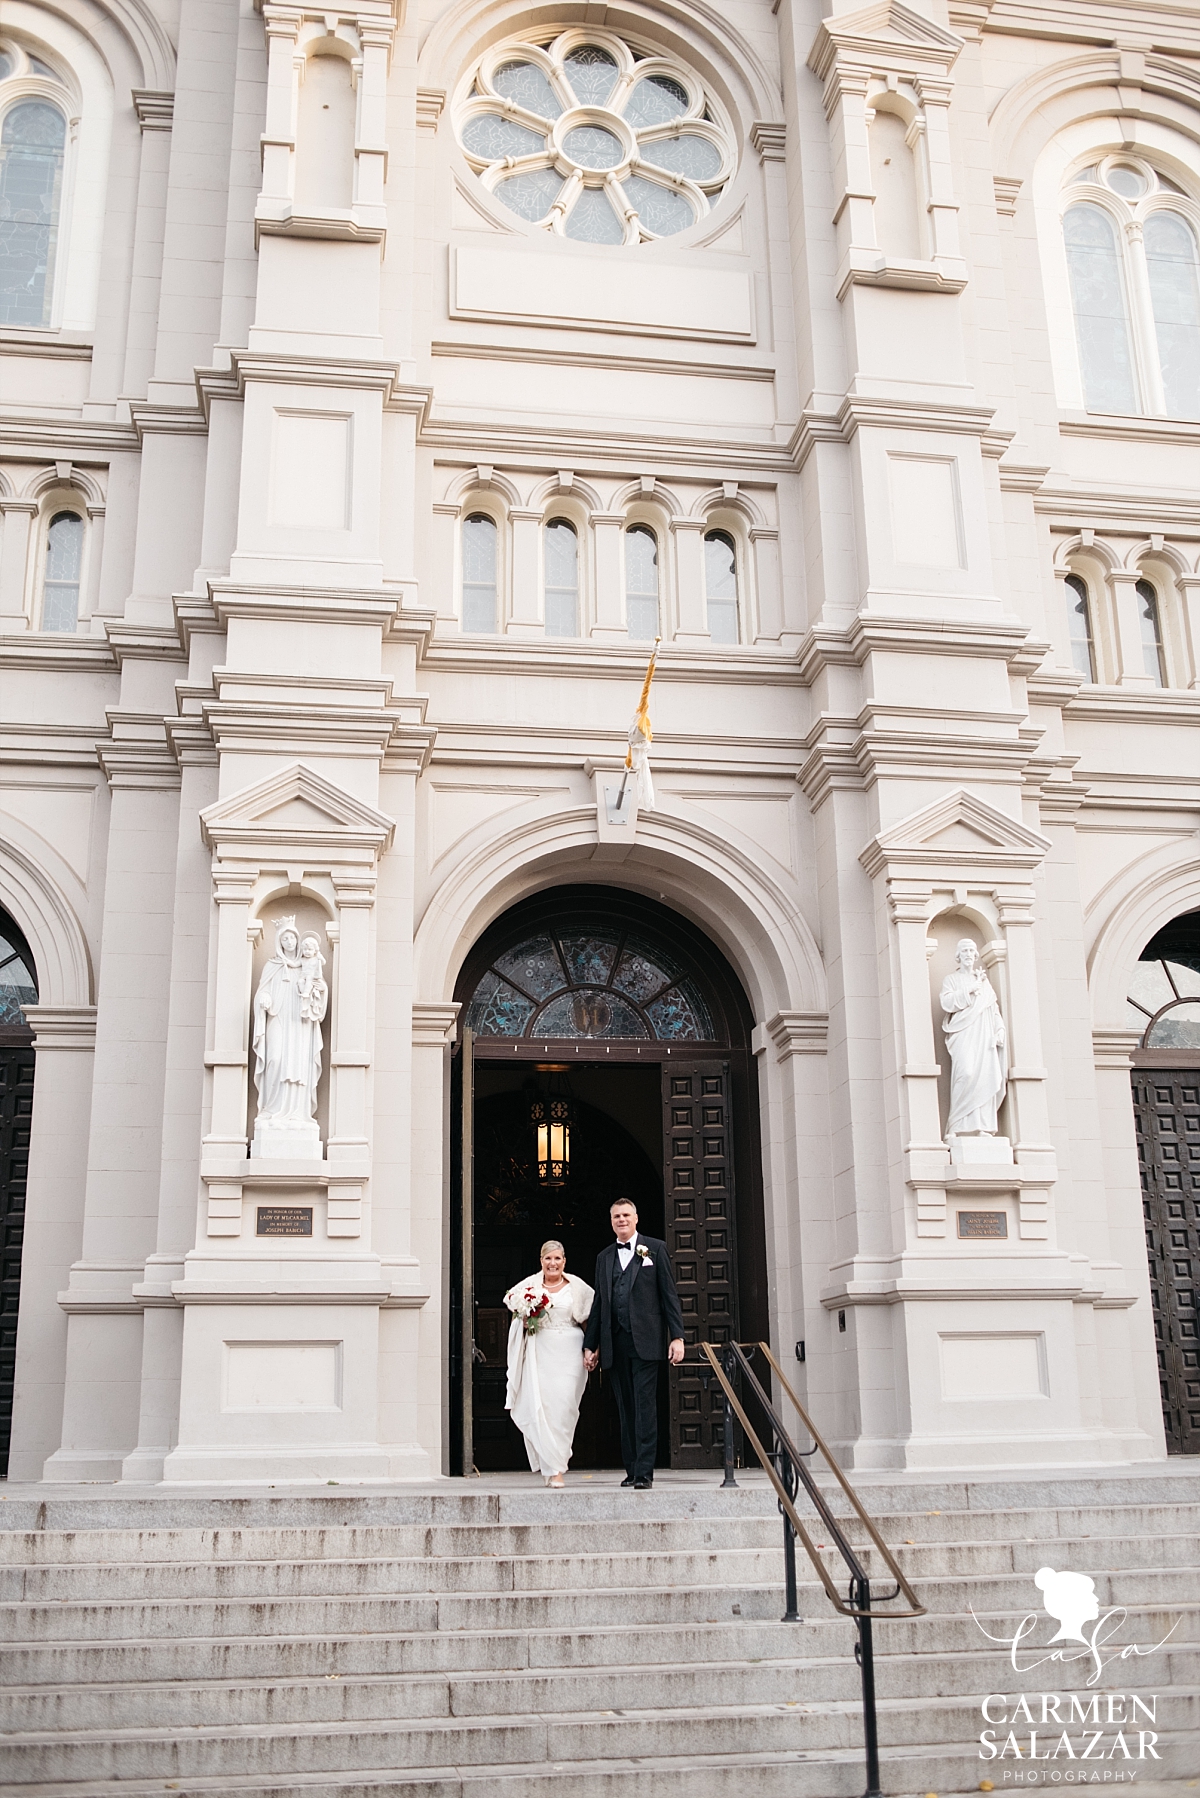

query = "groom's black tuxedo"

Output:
[[584, 1231, 684, 1486], [583, 1233, 685, 1368]]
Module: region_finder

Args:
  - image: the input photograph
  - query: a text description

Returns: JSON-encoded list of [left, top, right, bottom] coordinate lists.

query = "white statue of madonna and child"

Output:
[[939, 937, 1010, 1163], [251, 918, 330, 1158]]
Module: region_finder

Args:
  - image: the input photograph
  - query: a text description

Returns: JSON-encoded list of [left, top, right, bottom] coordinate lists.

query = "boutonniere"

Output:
[[636, 1244, 654, 1267]]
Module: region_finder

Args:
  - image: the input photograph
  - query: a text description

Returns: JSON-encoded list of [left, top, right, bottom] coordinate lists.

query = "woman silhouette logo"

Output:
[[1034, 1566, 1101, 1643]]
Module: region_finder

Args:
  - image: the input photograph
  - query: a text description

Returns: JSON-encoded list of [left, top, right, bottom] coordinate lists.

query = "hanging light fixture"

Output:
[[530, 1092, 571, 1186]]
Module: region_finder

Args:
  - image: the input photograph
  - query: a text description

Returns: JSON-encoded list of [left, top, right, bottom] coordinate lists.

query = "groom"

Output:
[[583, 1199, 685, 1489]]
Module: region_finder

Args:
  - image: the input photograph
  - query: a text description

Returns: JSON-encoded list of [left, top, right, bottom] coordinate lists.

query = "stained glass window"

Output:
[[0, 924, 37, 1024], [1127, 915, 1200, 1047], [544, 519, 579, 637], [0, 100, 65, 327], [1064, 572, 1095, 680], [457, 28, 731, 245], [704, 531, 739, 646], [462, 514, 497, 633], [465, 923, 718, 1041], [1061, 159, 1200, 420], [42, 510, 82, 632], [625, 525, 659, 642]]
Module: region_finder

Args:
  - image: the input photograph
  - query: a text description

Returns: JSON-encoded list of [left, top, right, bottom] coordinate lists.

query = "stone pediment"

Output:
[[200, 762, 394, 858], [860, 789, 1049, 879], [808, 0, 963, 81]]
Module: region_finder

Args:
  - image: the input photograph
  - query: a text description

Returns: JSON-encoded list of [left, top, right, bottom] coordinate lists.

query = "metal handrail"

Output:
[[700, 1340, 926, 1798]]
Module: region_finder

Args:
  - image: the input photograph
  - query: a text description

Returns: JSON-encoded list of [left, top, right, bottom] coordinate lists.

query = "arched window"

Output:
[[0, 912, 38, 1024], [41, 510, 83, 632], [1064, 572, 1096, 680], [869, 108, 921, 260], [1136, 578, 1166, 686], [462, 513, 498, 633], [703, 530, 739, 645], [1127, 911, 1200, 1049], [1144, 211, 1200, 418], [544, 518, 578, 638], [1062, 159, 1200, 419], [0, 99, 66, 328], [624, 525, 658, 642]]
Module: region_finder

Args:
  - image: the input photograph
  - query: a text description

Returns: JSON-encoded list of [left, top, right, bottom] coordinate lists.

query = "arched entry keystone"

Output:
[[450, 886, 766, 1475]]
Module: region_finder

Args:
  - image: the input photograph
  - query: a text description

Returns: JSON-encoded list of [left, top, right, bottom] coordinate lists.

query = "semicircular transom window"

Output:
[[0, 920, 38, 1025], [1127, 915, 1200, 1050], [457, 27, 734, 246], [466, 924, 717, 1042]]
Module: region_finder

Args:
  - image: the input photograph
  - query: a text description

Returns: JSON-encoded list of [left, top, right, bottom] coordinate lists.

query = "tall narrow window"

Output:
[[42, 510, 82, 632], [0, 102, 66, 328], [1144, 211, 1200, 419], [1063, 204, 1137, 414], [1136, 578, 1166, 686], [704, 530, 739, 645], [625, 525, 659, 642], [462, 513, 498, 633], [1064, 573, 1096, 680], [544, 518, 578, 638]]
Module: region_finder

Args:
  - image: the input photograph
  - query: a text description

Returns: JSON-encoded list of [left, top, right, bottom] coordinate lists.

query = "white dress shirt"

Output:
[[616, 1235, 638, 1270]]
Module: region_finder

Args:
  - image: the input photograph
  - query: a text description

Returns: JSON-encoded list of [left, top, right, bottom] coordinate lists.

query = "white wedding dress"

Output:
[[504, 1273, 595, 1478]]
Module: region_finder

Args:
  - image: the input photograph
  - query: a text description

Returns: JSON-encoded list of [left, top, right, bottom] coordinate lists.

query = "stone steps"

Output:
[[2, 1476, 1199, 1795]]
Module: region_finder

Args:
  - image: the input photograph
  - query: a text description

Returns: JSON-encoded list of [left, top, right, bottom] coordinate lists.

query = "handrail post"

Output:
[[719, 1340, 738, 1488], [854, 1574, 883, 1798], [780, 1473, 800, 1623]]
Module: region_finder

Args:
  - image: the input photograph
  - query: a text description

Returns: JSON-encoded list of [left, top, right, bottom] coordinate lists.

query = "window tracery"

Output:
[[455, 28, 733, 246], [465, 924, 716, 1042], [1063, 156, 1200, 419]]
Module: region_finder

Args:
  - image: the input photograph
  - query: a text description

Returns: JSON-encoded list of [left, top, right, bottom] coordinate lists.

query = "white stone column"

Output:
[[6, 1008, 96, 1480], [751, 527, 783, 643], [0, 500, 36, 628], [1177, 572, 1200, 690]]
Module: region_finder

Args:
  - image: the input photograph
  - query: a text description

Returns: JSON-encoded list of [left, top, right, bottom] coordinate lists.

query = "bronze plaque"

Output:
[[957, 1209, 1008, 1240], [256, 1205, 313, 1237]]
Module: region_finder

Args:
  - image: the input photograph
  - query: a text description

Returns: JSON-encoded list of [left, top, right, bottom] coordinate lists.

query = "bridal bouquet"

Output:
[[508, 1286, 552, 1336]]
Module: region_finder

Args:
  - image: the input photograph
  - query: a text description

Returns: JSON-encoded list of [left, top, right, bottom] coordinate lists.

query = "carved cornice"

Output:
[[132, 89, 174, 132], [21, 1005, 97, 1050], [750, 120, 786, 162], [412, 1001, 461, 1047], [416, 88, 445, 131], [797, 615, 1047, 684], [860, 787, 1050, 880], [1093, 1027, 1142, 1071], [103, 622, 187, 667], [757, 1011, 829, 1060]]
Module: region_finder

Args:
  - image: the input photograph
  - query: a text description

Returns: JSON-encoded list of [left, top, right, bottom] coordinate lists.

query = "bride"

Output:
[[504, 1241, 594, 1488]]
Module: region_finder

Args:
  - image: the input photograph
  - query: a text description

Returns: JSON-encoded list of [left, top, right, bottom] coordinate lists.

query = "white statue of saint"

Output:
[[250, 918, 329, 1158], [939, 938, 1007, 1141]]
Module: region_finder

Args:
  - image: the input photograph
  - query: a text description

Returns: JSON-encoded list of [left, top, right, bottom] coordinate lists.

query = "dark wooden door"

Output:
[[662, 1061, 735, 1467], [1133, 1069, 1200, 1454], [0, 1042, 34, 1475]]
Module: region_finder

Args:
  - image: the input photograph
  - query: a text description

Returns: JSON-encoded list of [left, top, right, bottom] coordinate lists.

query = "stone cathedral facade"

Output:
[[0, 0, 1198, 1487]]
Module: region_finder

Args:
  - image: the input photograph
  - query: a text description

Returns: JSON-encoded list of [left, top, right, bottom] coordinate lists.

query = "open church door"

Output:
[[449, 1026, 474, 1475]]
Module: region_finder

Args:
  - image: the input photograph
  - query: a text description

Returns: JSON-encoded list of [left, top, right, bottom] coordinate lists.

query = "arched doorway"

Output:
[[0, 911, 37, 1476], [1126, 908, 1200, 1453], [449, 886, 767, 1475]]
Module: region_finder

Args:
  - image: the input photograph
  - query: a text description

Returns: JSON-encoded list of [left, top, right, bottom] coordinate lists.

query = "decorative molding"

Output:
[[860, 787, 1051, 880], [756, 1011, 829, 1060], [750, 120, 786, 163], [797, 616, 1047, 684], [412, 1002, 461, 1048], [22, 1005, 97, 1051], [255, 210, 386, 246], [1093, 1027, 1142, 1071], [807, 0, 964, 93], [0, 330, 93, 361], [103, 622, 187, 666], [0, 636, 116, 673], [199, 760, 396, 860], [131, 89, 174, 131], [993, 174, 1022, 217], [416, 87, 445, 131]]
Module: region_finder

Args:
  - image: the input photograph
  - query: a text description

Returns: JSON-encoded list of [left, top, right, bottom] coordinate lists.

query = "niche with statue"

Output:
[[928, 915, 1011, 1167], [248, 900, 333, 1159]]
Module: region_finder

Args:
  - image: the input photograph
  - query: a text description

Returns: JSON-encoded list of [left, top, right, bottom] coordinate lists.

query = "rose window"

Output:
[[457, 29, 734, 245]]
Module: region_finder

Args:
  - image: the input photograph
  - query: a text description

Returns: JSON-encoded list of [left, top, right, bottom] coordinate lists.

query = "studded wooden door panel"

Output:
[[0, 1044, 34, 1476], [662, 1061, 736, 1467], [1133, 1070, 1200, 1455]]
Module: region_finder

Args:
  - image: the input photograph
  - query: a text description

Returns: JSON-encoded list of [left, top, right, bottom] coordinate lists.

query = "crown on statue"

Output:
[[274, 915, 298, 934]]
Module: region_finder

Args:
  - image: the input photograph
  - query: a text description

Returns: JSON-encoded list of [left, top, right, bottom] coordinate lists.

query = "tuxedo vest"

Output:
[[613, 1250, 638, 1333]]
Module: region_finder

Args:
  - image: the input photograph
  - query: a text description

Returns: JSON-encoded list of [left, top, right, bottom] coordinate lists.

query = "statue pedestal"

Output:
[[252, 1118, 321, 1159], [948, 1133, 1013, 1168]]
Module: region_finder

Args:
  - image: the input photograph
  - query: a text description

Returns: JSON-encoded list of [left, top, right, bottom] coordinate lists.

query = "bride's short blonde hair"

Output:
[[540, 1239, 566, 1260]]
